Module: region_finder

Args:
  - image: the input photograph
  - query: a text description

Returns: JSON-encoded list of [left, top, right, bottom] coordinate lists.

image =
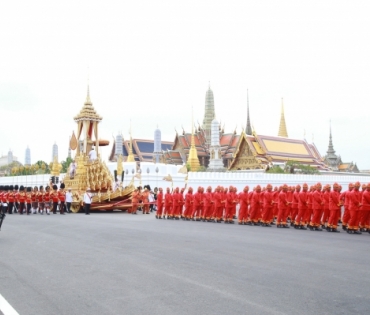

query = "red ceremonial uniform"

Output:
[[238, 187, 249, 224], [184, 189, 194, 219], [262, 186, 274, 225], [348, 184, 362, 232], [203, 187, 214, 221], [163, 189, 173, 218], [295, 185, 309, 227], [361, 187, 370, 230], [328, 186, 341, 230], [249, 187, 261, 224], [156, 189, 164, 218]]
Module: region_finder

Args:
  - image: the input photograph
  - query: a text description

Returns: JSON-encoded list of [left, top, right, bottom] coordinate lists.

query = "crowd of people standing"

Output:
[[0, 183, 72, 215], [154, 182, 370, 234]]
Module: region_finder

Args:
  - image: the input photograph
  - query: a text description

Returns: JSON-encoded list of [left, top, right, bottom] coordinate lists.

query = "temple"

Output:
[[323, 123, 359, 172], [229, 131, 328, 170]]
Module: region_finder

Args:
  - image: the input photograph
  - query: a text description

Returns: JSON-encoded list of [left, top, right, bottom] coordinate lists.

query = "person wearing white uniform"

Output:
[[83, 188, 92, 215], [66, 189, 73, 213], [88, 148, 97, 161]]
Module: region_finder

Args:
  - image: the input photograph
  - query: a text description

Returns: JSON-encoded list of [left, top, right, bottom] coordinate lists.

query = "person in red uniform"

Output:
[[262, 184, 274, 227], [131, 187, 141, 215], [155, 188, 163, 219], [37, 186, 44, 214], [184, 187, 194, 220], [327, 182, 341, 232], [26, 187, 32, 215], [50, 185, 59, 214], [291, 185, 300, 226], [0, 186, 7, 215], [7, 185, 15, 214], [347, 181, 362, 234], [321, 185, 330, 228], [142, 187, 150, 215], [203, 186, 213, 222], [305, 186, 314, 228], [18, 185, 26, 215], [14, 185, 19, 213], [224, 186, 234, 224], [173, 187, 182, 219], [238, 186, 249, 225], [286, 186, 293, 223], [58, 183, 66, 214], [310, 183, 324, 231], [45, 186, 52, 215], [277, 184, 290, 228], [31, 186, 38, 214], [359, 184, 367, 231], [192, 187, 203, 221], [179, 187, 186, 219], [163, 187, 172, 219], [213, 186, 223, 223], [361, 183, 370, 233], [295, 183, 308, 229], [342, 183, 354, 230], [249, 185, 262, 225]]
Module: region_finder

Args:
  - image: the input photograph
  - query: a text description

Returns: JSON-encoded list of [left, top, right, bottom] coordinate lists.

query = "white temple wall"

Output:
[[1, 163, 370, 192]]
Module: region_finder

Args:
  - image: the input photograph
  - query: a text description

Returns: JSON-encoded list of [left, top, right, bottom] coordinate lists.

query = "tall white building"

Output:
[[153, 127, 162, 163], [115, 133, 123, 156], [25, 146, 31, 165], [52, 143, 58, 161], [8, 150, 13, 165]]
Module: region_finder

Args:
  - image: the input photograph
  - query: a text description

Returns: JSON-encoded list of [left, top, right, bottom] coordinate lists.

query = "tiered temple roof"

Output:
[[229, 131, 330, 170], [109, 139, 173, 162]]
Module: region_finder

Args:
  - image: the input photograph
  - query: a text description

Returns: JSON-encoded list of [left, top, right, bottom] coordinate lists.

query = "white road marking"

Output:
[[0, 294, 19, 315]]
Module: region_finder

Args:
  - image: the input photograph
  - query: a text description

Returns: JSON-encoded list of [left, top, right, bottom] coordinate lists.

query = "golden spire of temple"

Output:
[[187, 108, 200, 171], [127, 120, 135, 162], [278, 98, 288, 138]]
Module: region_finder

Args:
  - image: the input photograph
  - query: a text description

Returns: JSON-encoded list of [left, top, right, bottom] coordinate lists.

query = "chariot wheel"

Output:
[[71, 203, 81, 213]]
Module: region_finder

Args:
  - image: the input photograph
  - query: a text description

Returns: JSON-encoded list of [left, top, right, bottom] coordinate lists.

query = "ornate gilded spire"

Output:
[[246, 89, 252, 135], [327, 120, 336, 156], [278, 98, 288, 138], [127, 120, 135, 162], [202, 83, 215, 146], [74, 85, 102, 122], [187, 108, 200, 171]]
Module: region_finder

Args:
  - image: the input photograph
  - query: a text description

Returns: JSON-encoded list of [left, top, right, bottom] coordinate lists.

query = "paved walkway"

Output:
[[0, 212, 369, 315]]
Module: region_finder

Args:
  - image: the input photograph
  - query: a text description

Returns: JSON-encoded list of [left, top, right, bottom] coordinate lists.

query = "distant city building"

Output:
[[52, 142, 58, 161], [8, 150, 13, 164], [0, 152, 18, 167], [115, 133, 123, 156], [25, 146, 31, 165], [153, 127, 162, 163]]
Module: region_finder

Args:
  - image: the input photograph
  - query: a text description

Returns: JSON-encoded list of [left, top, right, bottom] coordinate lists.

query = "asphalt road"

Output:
[[0, 211, 369, 315]]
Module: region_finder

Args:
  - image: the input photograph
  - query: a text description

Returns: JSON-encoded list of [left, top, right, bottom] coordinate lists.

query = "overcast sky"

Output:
[[0, 1, 369, 169]]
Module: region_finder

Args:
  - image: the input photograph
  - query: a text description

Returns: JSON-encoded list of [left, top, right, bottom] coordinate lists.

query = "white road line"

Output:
[[0, 294, 19, 315]]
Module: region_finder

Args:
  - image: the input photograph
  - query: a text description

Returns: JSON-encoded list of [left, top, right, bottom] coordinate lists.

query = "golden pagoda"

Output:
[[187, 112, 200, 171], [126, 121, 135, 162], [278, 98, 288, 138], [63, 86, 134, 212]]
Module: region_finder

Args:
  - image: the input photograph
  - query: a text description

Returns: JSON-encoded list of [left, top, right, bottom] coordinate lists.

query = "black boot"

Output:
[[326, 227, 332, 232]]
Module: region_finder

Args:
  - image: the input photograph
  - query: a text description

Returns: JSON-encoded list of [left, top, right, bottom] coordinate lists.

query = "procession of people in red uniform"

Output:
[[155, 182, 370, 234], [0, 183, 68, 215]]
